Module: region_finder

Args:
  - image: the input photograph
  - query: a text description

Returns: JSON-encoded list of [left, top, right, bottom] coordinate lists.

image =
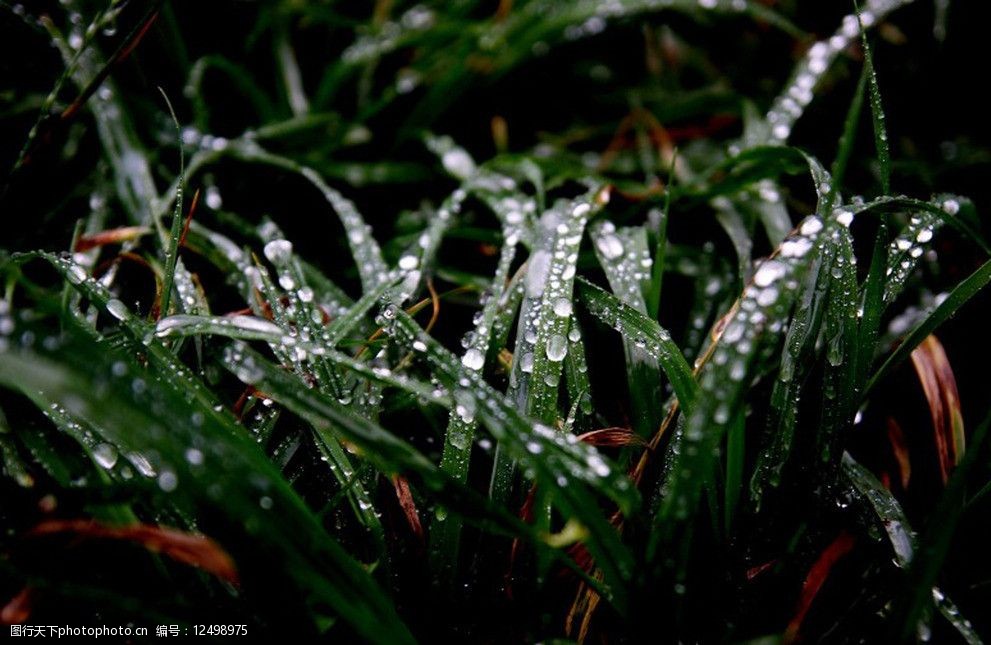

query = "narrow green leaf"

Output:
[[867, 258, 991, 395], [856, 1, 891, 194], [157, 88, 185, 318], [576, 278, 697, 413]]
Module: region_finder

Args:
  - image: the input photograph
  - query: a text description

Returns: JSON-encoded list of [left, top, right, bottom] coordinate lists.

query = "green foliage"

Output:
[[1, 0, 989, 642]]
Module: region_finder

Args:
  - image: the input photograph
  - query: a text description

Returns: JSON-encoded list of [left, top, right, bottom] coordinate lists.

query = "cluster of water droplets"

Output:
[[590, 222, 653, 304], [296, 167, 389, 294], [883, 203, 950, 304], [341, 5, 436, 65], [667, 213, 826, 518], [178, 126, 230, 153], [510, 192, 600, 421], [381, 310, 634, 508], [764, 0, 914, 145]]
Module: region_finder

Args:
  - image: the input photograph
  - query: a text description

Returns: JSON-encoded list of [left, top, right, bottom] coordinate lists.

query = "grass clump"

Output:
[[1, 0, 990, 641]]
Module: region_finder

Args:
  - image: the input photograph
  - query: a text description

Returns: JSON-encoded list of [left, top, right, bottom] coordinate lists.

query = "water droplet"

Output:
[[205, 185, 223, 210], [105, 299, 128, 321], [441, 149, 475, 179], [545, 334, 568, 362], [753, 260, 786, 287], [595, 234, 624, 260], [553, 298, 573, 317], [781, 237, 813, 258], [526, 250, 551, 297], [263, 239, 293, 265], [462, 348, 485, 371], [157, 470, 178, 492], [92, 443, 118, 469], [518, 351, 534, 373], [800, 217, 823, 236], [756, 286, 779, 306]]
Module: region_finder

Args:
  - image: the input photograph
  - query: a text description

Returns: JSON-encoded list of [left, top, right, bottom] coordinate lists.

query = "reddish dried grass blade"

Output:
[[391, 475, 424, 543], [886, 417, 911, 489], [505, 485, 538, 600], [29, 519, 238, 585], [910, 335, 965, 483], [783, 531, 855, 644], [1, 587, 33, 625], [576, 427, 647, 448], [178, 188, 201, 248], [75, 226, 150, 252], [747, 559, 777, 581]]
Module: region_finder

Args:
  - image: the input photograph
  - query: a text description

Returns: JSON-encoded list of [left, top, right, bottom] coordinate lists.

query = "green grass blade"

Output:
[[750, 237, 831, 506], [652, 211, 829, 558], [843, 453, 982, 644], [430, 225, 520, 584], [866, 257, 991, 395], [0, 325, 415, 644], [856, 1, 892, 194], [589, 222, 664, 435], [576, 277, 697, 413], [385, 308, 637, 612], [890, 412, 990, 642], [156, 88, 184, 317]]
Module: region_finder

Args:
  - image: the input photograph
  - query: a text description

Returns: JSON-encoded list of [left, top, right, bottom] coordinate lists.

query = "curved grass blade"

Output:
[[848, 196, 988, 255], [651, 211, 829, 558], [589, 222, 664, 436], [218, 141, 389, 293], [153, 315, 448, 408], [750, 234, 831, 506], [842, 453, 982, 644], [0, 325, 415, 644], [761, 0, 915, 146], [866, 258, 991, 395], [890, 411, 990, 643], [384, 308, 637, 612], [430, 223, 521, 584], [576, 278, 697, 413], [856, 0, 891, 194]]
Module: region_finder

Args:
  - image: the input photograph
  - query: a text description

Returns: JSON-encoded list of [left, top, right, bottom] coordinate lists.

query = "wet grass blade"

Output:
[[385, 308, 637, 612], [843, 453, 982, 644], [866, 258, 991, 395], [576, 277, 697, 413], [157, 89, 185, 317], [430, 225, 520, 584], [857, 1, 891, 194], [0, 324, 415, 644], [651, 211, 830, 559], [890, 411, 989, 643], [589, 222, 665, 435], [750, 238, 831, 505]]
